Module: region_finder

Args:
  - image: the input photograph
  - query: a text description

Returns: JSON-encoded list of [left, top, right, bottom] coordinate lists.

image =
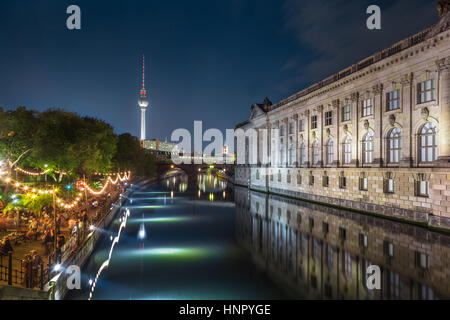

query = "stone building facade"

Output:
[[235, 187, 450, 299], [235, 3, 450, 230]]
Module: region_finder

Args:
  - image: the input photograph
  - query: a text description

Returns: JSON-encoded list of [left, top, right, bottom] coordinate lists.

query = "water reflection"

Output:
[[162, 171, 188, 192], [235, 186, 450, 300], [198, 174, 227, 193], [162, 171, 229, 202]]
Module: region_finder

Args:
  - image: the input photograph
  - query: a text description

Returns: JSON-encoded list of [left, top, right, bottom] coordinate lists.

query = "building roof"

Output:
[[245, 1, 450, 117]]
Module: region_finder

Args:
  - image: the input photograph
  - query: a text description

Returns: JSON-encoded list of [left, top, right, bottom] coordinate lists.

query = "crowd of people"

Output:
[[0, 186, 123, 288]]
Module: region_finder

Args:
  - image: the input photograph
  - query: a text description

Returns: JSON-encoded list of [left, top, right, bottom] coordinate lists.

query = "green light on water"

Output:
[[127, 217, 189, 224], [126, 205, 166, 209]]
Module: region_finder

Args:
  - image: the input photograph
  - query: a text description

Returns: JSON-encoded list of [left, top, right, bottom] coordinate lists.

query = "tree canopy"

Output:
[[0, 107, 155, 181]]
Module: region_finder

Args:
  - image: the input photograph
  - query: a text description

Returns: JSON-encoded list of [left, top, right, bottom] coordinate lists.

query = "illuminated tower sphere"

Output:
[[138, 54, 149, 141]]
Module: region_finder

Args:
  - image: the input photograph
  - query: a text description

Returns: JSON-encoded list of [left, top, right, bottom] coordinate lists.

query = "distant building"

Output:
[[141, 138, 178, 155]]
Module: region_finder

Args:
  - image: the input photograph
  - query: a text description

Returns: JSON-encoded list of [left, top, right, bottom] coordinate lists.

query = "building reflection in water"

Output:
[[161, 171, 229, 202], [234, 186, 450, 300]]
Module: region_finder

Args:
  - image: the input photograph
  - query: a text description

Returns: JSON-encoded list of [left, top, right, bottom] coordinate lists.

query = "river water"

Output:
[[67, 173, 449, 300]]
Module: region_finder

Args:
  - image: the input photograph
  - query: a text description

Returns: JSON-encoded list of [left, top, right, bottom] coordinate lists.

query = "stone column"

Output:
[[351, 92, 359, 166], [401, 73, 413, 167], [318, 105, 324, 167], [332, 99, 340, 166], [436, 57, 450, 166], [284, 117, 289, 167], [304, 110, 310, 167], [256, 127, 260, 166], [293, 114, 299, 166], [267, 122, 271, 167], [372, 83, 383, 167]]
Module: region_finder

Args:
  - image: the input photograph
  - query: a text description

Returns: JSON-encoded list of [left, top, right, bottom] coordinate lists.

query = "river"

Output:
[[67, 172, 449, 300]]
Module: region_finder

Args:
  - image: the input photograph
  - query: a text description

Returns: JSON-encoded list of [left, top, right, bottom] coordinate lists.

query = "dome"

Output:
[[138, 98, 149, 108]]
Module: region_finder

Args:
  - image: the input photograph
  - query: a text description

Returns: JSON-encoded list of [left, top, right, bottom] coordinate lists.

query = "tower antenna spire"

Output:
[[141, 54, 147, 96]]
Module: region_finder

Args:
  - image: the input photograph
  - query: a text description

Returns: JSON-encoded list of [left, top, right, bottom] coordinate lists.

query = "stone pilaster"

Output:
[[293, 114, 299, 167], [436, 57, 450, 166], [351, 92, 360, 166], [373, 83, 384, 166], [400, 73, 414, 167], [332, 99, 340, 166], [304, 110, 310, 167]]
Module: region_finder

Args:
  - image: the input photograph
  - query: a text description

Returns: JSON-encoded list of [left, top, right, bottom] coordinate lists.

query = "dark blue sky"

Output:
[[0, 0, 437, 140]]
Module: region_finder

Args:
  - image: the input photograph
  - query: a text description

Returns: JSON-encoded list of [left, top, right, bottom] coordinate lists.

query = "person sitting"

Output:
[[0, 236, 13, 255]]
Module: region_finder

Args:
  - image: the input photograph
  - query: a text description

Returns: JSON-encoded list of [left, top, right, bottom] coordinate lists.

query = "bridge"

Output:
[[155, 154, 234, 178]]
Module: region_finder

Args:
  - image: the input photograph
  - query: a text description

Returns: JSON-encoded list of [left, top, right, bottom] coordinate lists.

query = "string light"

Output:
[[14, 167, 50, 176], [1, 171, 131, 210]]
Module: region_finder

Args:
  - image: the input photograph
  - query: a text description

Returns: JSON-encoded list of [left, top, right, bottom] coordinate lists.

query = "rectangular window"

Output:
[[416, 179, 429, 197], [309, 174, 314, 186], [384, 178, 395, 193], [418, 79, 436, 104], [362, 98, 373, 117], [339, 175, 347, 189], [311, 115, 318, 129], [342, 105, 351, 122], [360, 177, 368, 191], [280, 124, 286, 136], [359, 234, 368, 248], [289, 122, 294, 135], [415, 252, 430, 269], [386, 90, 400, 111], [383, 241, 394, 257], [325, 111, 333, 126], [323, 175, 329, 187], [299, 119, 305, 132]]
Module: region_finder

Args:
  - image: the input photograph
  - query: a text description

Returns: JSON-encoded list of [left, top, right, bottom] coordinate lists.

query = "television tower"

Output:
[[138, 54, 149, 141]]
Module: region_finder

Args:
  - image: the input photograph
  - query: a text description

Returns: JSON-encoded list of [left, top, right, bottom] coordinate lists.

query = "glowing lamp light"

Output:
[[89, 279, 93, 286], [54, 264, 61, 272], [89, 225, 95, 231], [66, 184, 72, 190], [5, 178, 11, 182]]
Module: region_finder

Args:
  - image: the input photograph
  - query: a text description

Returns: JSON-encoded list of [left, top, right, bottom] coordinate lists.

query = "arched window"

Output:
[[280, 138, 286, 166], [388, 128, 402, 163], [300, 143, 307, 165], [289, 141, 296, 166], [362, 131, 374, 164], [312, 141, 319, 165], [343, 135, 352, 164], [419, 122, 438, 162], [326, 139, 334, 165]]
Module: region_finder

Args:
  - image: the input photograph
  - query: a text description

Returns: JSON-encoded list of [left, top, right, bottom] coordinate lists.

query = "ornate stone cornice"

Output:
[[436, 56, 450, 71], [400, 73, 413, 85], [372, 83, 383, 95], [438, 0, 450, 19], [314, 105, 323, 113], [332, 99, 340, 109]]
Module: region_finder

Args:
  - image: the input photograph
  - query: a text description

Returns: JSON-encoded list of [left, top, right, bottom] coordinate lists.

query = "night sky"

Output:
[[0, 0, 437, 140]]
